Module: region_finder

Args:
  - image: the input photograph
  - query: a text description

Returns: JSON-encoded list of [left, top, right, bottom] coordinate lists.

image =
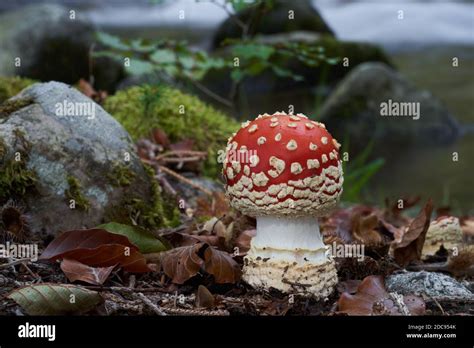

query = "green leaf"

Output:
[[230, 69, 246, 82], [150, 49, 176, 65], [98, 222, 170, 254], [229, 0, 257, 12], [96, 32, 130, 51], [125, 59, 155, 75], [8, 284, 102, 315], [232, 43, 275, 60]]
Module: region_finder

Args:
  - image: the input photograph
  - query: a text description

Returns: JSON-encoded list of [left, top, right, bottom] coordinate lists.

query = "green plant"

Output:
[[95, 0, 338, 108], [341, 137, 385, 202]]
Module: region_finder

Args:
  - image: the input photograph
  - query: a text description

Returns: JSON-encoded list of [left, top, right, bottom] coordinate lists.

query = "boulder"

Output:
[[0, 4, 123, 91], [318, 63, 461, 155], [386, 271, 473, 298], [212, 0, 334, 49], [0, 81, 174, 238]]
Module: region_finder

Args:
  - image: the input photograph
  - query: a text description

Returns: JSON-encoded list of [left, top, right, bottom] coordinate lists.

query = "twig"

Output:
[[158, 165, 212, 196], [83, 285, 172, 293], [160, 157, 205, 163], [156, 150, 207, 161], [188, 78, 233, 108], [0, 258, 33, 269], [163, 307, 229, 316], [134, 292, 167, 316], [427, 295, 445, 315]]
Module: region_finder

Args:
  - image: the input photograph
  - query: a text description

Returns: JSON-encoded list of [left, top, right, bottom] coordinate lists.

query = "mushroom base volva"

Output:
[[243, 255, 338, 298]]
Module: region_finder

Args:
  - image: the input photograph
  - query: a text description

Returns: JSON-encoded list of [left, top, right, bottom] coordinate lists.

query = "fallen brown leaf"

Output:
[[196, 285, 215, 309], [78, 79, 107, 103], [60, 258, 115, 285], [392, 200, 433, 267], [152, 128, 170, 147], [203, 246, 242, 284], [161, 243, 205, 284], [233, 229, 256, 255], [338, 275, 425, 315], [40, 228, 151, 273]]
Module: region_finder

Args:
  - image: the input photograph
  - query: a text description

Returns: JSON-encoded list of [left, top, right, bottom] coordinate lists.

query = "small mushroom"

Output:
[[222, 112, 344, 298]]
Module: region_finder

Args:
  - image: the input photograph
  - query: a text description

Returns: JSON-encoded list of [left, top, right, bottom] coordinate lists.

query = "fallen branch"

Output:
[[163, 307, 229, 316], [134, 292, 167, 316], [0, 258, 33, 270], [158, 165, 212, 196]]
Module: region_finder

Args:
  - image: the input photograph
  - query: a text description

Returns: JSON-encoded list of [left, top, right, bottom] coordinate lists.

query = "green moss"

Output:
[[107, 163, 136, 187], [105, 164, 180, 230], [0, 97, 34, 118], [0, 129, 36, 203], [103, 85, 239, 177], [64, 176, 91, 211], [0, 160, 37, 202], [0, 76, 36, 104], [0, 137, 6, 159]]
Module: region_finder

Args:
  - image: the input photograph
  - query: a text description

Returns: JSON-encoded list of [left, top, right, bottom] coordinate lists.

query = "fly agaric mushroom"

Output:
[[223, 111, 343, 298]]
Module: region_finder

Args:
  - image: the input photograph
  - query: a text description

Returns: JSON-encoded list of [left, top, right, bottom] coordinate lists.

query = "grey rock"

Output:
[[386, 271, 473, 298], [318, 62, 461, 155], [0, 81, 153, 237], [212, 0, 334, 49], [168, 174, 223, 208], [0, 3, 123, 91]]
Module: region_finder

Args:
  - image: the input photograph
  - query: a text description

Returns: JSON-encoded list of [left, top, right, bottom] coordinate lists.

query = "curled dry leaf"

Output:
[[161, 243, 205, 284], [152, 128, 170, 147], [338, 275, 425, 316], [234, 229, 256, 255], [160, 242, 242, 284], [40, 228, 151, 273], [196, 285, 215, 309], [204, 246, 242, 284], [60, 258, 116, 285], [392, 200, 433, 267], [8, 283, 102, 315]]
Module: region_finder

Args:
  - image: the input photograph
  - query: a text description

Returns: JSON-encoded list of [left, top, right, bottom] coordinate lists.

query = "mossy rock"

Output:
[[0, 76, 36, 104], [0, 81, 179, 237], [103, 85, 239, 177]]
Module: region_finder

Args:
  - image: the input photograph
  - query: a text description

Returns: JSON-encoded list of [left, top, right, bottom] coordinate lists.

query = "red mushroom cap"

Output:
[[223, 112, 343, 217]]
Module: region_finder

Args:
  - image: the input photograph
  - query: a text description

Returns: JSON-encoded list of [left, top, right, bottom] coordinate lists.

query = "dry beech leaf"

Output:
[[352, 213, 383, 246], [161, 243, 205, 284], [203, 246, 242, 284], [234, 229, 256, 255], [8, 283, 102, 315], [338, 275, 425, 316], [60, 259, 116, 285], [169, 138, 195, 152], [393, 200, 433, 267], [160, 243, 242, 284], [196, 285, 215, 309], [40, 228, 151, 273], [152, 128, 170, 147]]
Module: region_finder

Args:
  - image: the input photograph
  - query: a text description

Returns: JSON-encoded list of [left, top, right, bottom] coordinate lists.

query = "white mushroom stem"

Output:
[[248, 216, 330, 264]]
